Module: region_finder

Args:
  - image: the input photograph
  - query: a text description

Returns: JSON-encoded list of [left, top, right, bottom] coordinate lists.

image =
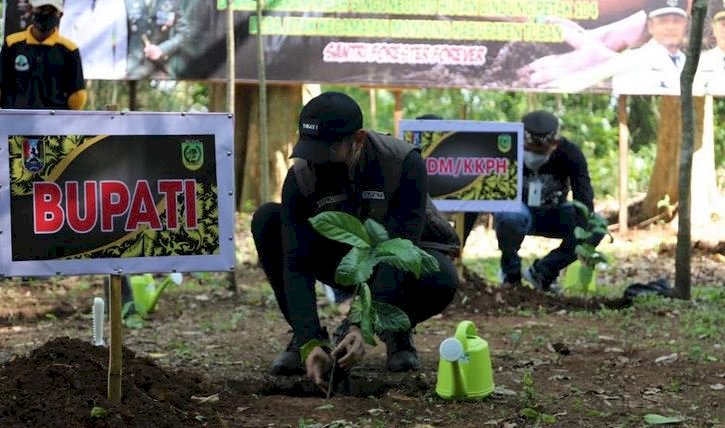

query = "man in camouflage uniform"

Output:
[[125, 0, 190, 79]]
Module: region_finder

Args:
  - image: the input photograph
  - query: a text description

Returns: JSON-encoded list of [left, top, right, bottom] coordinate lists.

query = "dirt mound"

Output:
[[0, 337, 214, 427], [444, 268, 631, 317]]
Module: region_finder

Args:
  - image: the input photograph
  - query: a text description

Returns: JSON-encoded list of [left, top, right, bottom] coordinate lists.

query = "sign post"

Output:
[[108, 274, 122, 402]]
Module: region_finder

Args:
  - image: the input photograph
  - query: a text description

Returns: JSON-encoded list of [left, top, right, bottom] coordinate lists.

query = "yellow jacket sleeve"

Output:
[[68, 89, 88, 110]]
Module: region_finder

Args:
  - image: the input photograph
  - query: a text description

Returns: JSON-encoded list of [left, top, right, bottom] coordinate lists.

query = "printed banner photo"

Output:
[[0, 111, 236, 277], [3, 0, 724, 95], [399, 119, 523, 212]]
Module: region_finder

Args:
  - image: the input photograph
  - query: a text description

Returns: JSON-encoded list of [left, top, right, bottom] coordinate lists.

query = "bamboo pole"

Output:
[[369, 88, 378, 130], [257, 0, 270, 203], [108, 274, 123, 402], [226, 1, 235, 112], [393, 90, 402, 137], [617, 95, 629, 232], [224, 0, 240, 294]]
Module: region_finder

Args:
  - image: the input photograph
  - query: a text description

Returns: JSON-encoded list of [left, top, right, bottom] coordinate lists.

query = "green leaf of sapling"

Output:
[[415, 247, 440, 274], [309, 211, 371, 248], [358, 284, 376, 345], [574, 226, 592, 241], [335, 247, 376, 286], [374, 238, 421, 277], [364, 218, 389, 245], [372, 301, 411, 333]]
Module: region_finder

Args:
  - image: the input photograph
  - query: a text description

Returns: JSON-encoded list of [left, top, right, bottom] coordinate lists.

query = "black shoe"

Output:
[[270, 336, 305, 376], [379, 330, 420, 372]]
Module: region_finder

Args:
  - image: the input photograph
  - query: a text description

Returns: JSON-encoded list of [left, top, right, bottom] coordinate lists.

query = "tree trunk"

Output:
[[638, 95, 715, 223], [640, 96, 681, 221], [242, 85, 302, 208], [675, 0, 708, 300]]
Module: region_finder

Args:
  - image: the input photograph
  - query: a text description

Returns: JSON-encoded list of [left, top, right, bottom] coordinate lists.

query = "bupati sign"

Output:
[[0, 111, 236, 277], [399, 120, 523, 212]]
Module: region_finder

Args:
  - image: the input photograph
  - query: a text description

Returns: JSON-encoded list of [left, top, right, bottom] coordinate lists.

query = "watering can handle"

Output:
[[454, 320, 477, 352]]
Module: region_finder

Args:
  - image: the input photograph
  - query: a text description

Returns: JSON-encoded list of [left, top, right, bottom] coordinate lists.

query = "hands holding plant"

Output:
[[305, 326, 365, 387], [301, 211, 441, 395]]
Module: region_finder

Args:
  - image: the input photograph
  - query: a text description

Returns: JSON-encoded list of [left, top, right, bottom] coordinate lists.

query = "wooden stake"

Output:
[[617, 95, 629, 233], [108, 274, 123, 402]]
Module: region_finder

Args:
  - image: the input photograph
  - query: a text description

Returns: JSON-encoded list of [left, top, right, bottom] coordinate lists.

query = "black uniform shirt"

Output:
[[523, 136, 595, 212], [281, 150, 428, 344], [1, 27, 85, 109]]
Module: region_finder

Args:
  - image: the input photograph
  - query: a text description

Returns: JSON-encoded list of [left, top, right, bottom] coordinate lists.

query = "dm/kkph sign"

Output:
[[399, 120, 523, 213], [0, 111, 235, 277]]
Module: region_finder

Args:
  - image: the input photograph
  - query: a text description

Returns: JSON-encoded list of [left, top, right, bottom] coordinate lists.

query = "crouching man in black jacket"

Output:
[[251, 92, 459, 385]]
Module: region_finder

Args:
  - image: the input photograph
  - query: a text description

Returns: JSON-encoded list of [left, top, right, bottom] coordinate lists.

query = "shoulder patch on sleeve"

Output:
[[6, 31, 28, 48]]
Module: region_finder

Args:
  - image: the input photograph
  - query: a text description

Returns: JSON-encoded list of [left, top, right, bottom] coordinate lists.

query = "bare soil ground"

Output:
[[1, 219, 723, 428]]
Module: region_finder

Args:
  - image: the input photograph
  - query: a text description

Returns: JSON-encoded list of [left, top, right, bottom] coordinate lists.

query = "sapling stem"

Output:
[[326, 358, 337, 400], [108, 274, 123, 402]]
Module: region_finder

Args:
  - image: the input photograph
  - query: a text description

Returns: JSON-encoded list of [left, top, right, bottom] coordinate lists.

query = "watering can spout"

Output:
[[435, 320, 495, 400]]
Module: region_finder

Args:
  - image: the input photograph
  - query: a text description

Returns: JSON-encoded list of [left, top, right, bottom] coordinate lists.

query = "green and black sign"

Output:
[[400, 120, 523, 212]]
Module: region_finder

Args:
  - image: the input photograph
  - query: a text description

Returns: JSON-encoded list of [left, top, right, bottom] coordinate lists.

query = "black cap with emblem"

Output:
[[645, 0, 688, 18], [291, 92, 363, 162], [522, 110, 559, 146]]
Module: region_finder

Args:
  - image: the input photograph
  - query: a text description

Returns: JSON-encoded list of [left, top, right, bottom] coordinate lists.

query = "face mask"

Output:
[[32, 13, 60, 34], [524, 150, 550, 172]]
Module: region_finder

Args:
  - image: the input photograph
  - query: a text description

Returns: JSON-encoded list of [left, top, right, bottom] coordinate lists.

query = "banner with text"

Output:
[[400, 119, 523, 212], [0, 111, 236, 277], [3, 0, 724, 94]]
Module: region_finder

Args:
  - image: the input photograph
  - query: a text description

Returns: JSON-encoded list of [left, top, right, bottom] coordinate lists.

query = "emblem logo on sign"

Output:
[[182, 140, 204, 171], [14, 54, 29, 71], [497, 134, 512, 153], [22, 138, 44, 173]]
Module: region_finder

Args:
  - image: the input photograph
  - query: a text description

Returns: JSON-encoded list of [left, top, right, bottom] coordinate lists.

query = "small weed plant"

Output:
[[520, 370, 557, 425]]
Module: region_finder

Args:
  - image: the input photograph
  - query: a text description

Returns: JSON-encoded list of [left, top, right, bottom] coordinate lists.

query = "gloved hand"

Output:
[[331, 325, 365, 370]]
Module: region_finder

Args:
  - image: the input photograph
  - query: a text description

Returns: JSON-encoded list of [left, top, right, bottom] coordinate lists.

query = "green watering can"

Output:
[[435, 320, 494, 400]]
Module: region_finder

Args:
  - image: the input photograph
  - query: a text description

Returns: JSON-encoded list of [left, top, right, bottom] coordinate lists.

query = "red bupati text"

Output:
[[33, 179, 198, 234]]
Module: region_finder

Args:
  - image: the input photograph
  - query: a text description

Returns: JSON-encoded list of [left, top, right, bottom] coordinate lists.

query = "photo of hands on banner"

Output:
[[2, 0, 724, 95]]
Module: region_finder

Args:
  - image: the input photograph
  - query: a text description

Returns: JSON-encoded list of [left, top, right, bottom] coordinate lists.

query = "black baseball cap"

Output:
[[416, 113, 443, 120], [646, 0, 688, 18], [522, 111, 559, 146], [291, 91, 363, 162]]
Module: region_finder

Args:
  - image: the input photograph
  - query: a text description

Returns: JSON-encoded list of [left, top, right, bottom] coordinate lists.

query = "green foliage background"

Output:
[[324, 87, 725, 197], [77, 80, 724, 199]]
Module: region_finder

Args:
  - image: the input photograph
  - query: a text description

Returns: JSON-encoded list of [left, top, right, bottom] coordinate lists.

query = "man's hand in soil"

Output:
[[305, 346, 333, 386], [332, 325, 365, 370]]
